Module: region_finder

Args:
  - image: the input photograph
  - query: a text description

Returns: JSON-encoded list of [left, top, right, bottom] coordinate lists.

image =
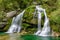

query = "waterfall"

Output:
[[6, 10, 25, 33], [5, 5, 51, 36], [34, 5, 51, 36], [34, 6, 43, 35], [39, 10, 51, 36]]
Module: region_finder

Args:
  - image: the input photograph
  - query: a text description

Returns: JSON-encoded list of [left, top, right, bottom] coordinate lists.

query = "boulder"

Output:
[[6, 11, 18, 18]]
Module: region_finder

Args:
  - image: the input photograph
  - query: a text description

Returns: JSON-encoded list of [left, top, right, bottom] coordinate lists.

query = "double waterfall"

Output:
[[6, 5, 51, 36], [34, 6, 51, 36]]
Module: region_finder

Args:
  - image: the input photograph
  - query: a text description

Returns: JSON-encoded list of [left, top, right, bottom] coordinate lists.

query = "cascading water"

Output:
[[6, 10, 25, 33], [5, 5, 51, 36], [39, 9, 51, 36], [34, 5, 51, 36], [34, 6, 42, 35]]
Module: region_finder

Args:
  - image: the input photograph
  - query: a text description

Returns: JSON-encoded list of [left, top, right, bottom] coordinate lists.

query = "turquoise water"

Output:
[[0, 33, 60, 40]]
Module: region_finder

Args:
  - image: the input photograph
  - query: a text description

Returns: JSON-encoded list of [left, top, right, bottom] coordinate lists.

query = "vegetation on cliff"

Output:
[[0, 0, 60, 34]]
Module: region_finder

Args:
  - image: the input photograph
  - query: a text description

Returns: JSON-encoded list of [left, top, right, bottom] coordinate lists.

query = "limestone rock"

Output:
[[6, 11, 17, 18]]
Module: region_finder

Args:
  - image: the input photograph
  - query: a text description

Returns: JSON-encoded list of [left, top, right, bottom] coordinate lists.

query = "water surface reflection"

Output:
[[0, 33, 60, 40]]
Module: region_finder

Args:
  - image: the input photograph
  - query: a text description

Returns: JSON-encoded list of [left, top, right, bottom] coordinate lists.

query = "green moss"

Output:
[[49, 8, 60, 32], [0, 0, 60, 33]]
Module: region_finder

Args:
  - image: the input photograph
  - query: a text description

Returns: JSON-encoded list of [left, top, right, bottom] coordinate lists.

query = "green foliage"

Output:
[[0, 0, 60, 33], [49, 8, 60, 32], [22, 23, 30, 28], [50, 8, 60, 24], [16, 0, 33, 9], [23, 5, 35, 21], [0, 11, 6, 19], [4, 18, 12, 31]]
